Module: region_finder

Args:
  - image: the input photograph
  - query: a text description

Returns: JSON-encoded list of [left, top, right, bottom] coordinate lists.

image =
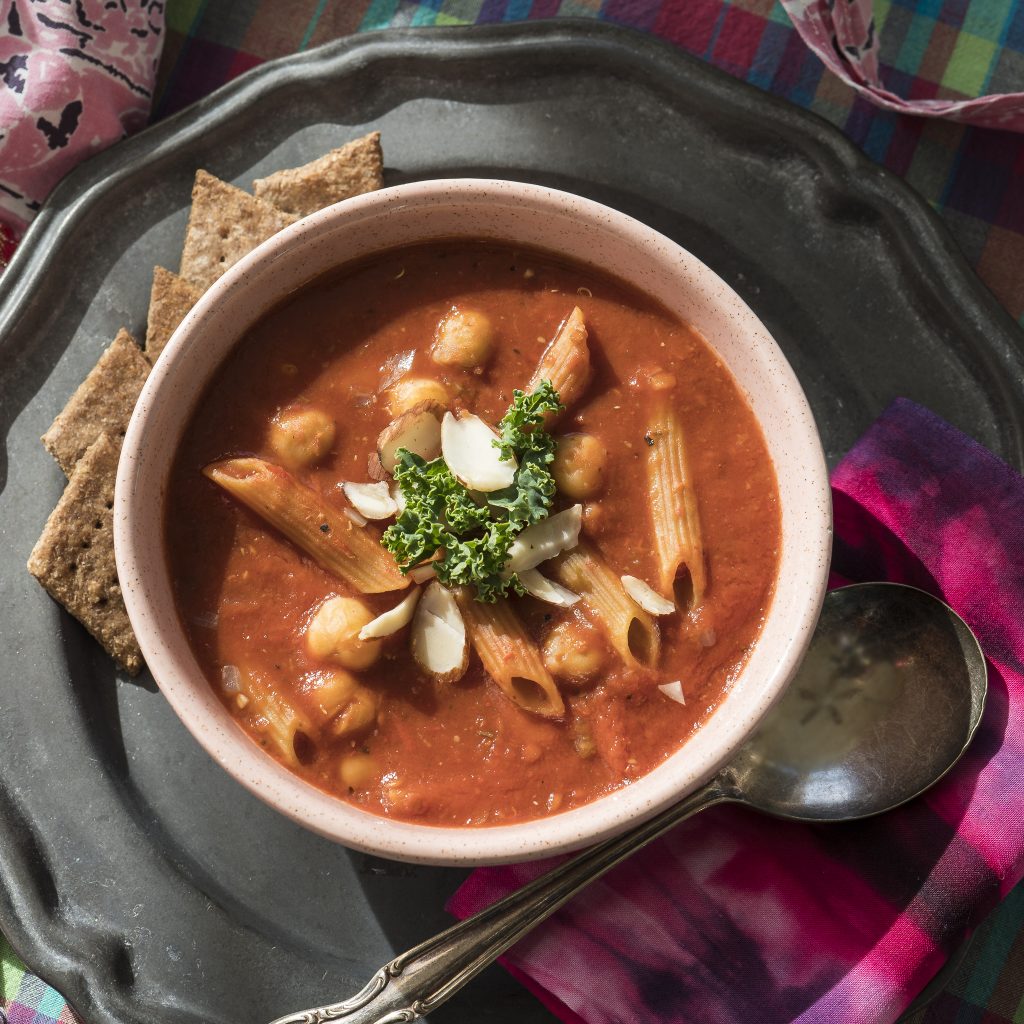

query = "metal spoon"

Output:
[[269, 582, 987, 1024]]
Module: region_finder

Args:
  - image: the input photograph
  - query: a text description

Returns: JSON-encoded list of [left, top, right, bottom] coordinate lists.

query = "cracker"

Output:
[[145, 266, 202, 362], [42, 328, 150, 477], [179, 170, 295, 291], [27, 433, 143, 675], [253, 131, 384, 218]]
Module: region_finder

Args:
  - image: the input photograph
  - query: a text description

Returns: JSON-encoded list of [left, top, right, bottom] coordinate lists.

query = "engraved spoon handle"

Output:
[[268, 777, 731, 1024]]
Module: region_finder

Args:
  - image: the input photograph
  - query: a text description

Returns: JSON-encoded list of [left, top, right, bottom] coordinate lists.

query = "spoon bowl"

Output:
[[270, 583, 988, 1024], [727, 582, 987, 821]]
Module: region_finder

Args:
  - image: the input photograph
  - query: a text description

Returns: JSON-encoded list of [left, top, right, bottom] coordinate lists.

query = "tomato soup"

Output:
[[165, 242, 781, 826]]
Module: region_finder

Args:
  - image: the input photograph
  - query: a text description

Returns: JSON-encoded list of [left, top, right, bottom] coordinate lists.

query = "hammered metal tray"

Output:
[[1, 20, 1021, 1024]]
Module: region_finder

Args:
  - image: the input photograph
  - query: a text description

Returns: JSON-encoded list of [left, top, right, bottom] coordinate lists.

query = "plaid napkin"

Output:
[[450, 398, 1024, 1024]]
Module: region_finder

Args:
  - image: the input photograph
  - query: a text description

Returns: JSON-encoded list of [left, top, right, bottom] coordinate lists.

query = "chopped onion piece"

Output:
[[410, 582, 468, 683], [343, 507, 368, 528], [622, 575, 676, 615], [441, 411, 516, 492], [221, 664, 241, 693], [658, 680, 686, 705], [379, 349, 415, 390], [409, 563, 437, 584], [518, 568, 580, 607], [343, 480, 398, 520], [505, 505, 583, 575], [358, 588, 421, 640]]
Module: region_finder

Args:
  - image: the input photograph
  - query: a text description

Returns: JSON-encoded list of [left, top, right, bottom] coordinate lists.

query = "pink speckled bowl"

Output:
[[114, 179, 831, 866]]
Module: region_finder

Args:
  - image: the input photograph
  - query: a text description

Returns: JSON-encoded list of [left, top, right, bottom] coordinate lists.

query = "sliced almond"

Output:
[[377, 400, 444, 475], [390, 479, 406, 515], [358, 588, 421, 641], [441, 411, 516, 492], [505, 504, 583, 575], [622, 575, 676, 616], [410, 582, 468, 683], [658, 680, 686, 706], [343, 480, 398, 520], [517, 568, 580, 607], [343, 507, 368, 528], [408, 562, 437, 584]]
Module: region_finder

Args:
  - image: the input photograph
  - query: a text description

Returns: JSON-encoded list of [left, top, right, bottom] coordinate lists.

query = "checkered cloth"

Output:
[[5, 1, 1024, 1022]]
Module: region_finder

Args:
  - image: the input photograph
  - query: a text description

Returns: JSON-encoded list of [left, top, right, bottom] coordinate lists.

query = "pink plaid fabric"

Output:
[[780, 0, 1024, 130], [451, 399, 1024, 1024]]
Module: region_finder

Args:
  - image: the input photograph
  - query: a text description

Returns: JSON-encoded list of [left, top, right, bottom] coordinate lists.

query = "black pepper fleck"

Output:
[[644, 434, 655, 447], [320, 523, 330, 533]]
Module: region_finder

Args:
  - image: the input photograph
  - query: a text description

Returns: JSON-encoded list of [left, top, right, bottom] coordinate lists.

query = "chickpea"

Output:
[[339, 753, 380, 790], [431, 307, 493, 369], [331, 687, 380, 738], [542, 619, 607, 685], [269, 406, 335, 470], [553, 433, 607, 500], [386, 376, 449, 416], [307, 667, 359, 720], [306, 596, 381, 670]]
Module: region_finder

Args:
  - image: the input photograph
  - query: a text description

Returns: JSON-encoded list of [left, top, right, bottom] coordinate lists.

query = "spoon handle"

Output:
[[268, 777, 731, 1024]]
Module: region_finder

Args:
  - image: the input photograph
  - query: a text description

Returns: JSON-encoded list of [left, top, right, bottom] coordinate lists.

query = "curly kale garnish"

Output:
[[381, 381, 563, 601]]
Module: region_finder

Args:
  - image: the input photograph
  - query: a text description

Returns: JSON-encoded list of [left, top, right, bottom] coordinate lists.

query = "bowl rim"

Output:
[[115, 177, 832, 865]]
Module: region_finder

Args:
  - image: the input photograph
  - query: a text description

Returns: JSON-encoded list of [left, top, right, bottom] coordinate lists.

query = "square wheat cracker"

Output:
[[27, 433, 143, 675], [253, 132, 383, 218], [42, 327, 150, 477], [146, 266, 202, 362], [179, 170, 295, 291]]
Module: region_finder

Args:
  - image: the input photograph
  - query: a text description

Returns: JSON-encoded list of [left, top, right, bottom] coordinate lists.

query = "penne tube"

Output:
[[645, 397, 707, 607], [232, 665, 314, 768], [455, 589, 565, 720], [529, 306, 590, 418], [554, 541, 660, 671], [204, 458, 408, 594]]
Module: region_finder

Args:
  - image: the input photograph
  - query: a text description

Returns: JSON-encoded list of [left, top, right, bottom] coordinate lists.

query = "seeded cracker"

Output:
[[27, 433, 143, 675], [146, 266, 202, 362], [253, 132, 384, 218], [42, 328, 150, 477], [179, 170, 296, 291]]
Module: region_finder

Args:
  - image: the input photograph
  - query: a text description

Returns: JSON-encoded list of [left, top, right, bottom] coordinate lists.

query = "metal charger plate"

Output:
[[1, 20, 1020, 1024]]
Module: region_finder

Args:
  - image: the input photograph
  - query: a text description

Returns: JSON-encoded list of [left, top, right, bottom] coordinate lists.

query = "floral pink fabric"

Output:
[[450, 399, 1024, 1023], [0, 0, 163, 240], [780, 0, 1024, 130]]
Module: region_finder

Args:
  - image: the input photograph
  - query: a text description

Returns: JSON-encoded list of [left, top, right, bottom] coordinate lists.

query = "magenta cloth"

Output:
[[0, 0, 164, 238], [450, 398, 1024, 1024], [780, 0, 1024, 130]]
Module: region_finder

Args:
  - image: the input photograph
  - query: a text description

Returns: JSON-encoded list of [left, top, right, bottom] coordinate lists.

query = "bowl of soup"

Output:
[[114, 178, 831, 865]]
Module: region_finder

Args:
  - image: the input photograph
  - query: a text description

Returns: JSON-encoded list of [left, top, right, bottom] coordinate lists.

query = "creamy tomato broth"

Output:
[[165, 242, 780, 825]]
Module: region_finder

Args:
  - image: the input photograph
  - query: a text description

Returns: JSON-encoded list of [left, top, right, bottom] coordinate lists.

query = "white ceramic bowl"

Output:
[[115, 179, 831, 866]]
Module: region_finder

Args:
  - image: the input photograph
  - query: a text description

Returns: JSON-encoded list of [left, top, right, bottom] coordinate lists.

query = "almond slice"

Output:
[[343, 480, 398, 520], [358, 588, 421, 641], [504, 504, 582, 575], [517, 568, 580, 607], [441, 411, 516, 492], [658, 680, 686, 705], [622, 575, 676, 615], [410, 581, 468, 683], [377, 401, 444, 475]]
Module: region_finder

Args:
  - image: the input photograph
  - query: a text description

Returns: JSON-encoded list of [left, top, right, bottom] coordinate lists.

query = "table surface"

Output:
[[4, 1, 1024, 1023]]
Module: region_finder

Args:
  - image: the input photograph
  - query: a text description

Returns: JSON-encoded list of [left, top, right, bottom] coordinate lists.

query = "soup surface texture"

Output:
[[166, 242, 781, 826]]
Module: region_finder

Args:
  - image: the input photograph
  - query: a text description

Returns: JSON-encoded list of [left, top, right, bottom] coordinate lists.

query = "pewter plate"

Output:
[[1, 21, 1020, 1024]]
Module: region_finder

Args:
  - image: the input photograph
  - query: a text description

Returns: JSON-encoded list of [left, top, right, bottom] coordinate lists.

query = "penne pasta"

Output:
[[204, 458, 408, 594], [554, 541, 660, 671], [233, 665, 314, 768], [529, 306, 590, 418], [645, 397, 706, 607], [455, 589, 565, 720]]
